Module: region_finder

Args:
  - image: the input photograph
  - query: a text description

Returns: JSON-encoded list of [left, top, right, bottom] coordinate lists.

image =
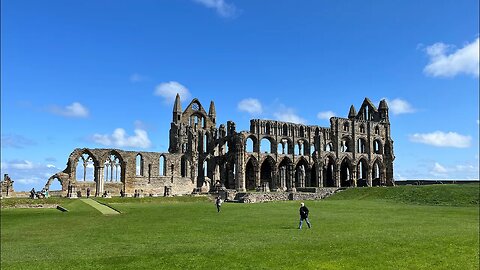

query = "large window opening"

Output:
[[159, 155, 166, 176], [104, 154, 121, 182], [135, 154, 144, 176], [76, 153, 94, 182]]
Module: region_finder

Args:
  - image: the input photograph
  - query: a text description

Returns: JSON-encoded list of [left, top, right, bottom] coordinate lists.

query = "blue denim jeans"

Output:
[[299, 218, 311, 229]]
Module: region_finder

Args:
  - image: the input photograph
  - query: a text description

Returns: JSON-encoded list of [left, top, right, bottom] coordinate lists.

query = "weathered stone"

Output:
[[43, 96, 394, 197]]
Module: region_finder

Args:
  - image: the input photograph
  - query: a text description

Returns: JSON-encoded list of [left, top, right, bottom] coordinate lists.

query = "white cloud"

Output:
[[430, 161, 479, 178], [317, 111, 335, 120], [92, 128, 152, 149], [409, 131, 471, 148], [50, 102, 89, 118], [273, 105, 307, 124], [238, 98, 263, 115], [16, 178, 42, 185], [130, 73, 148, 82], [1, 133, 36, 148], [10, 160, 35, 170], [154, 81, 191, 104], [387, 98, 415, 115], [432, 162, 447, 174], [0, 160, 60, 191], [423, 37, 479, 77], [193, 0, 238, 18]]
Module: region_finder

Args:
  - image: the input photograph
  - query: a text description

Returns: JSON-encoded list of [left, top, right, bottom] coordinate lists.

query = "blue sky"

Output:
[[1, 0, 479, 191]]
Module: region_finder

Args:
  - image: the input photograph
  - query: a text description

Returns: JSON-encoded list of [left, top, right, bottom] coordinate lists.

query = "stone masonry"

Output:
[[45, 95, 395, 197]]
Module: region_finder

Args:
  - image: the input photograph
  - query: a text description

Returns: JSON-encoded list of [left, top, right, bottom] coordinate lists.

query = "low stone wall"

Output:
[[236, 188, 341, 203]]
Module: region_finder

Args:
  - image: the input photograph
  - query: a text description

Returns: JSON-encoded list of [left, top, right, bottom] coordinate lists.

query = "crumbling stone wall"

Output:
[[46, 96, 394, 197]]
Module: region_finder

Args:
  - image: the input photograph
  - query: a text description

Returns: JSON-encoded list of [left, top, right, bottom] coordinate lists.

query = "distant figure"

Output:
[[120, 189, 124, 197], [215, 196, 222, 212], [298, 202, 311, 229], [86, 188, 91, 198], [30, 188, 36, 199]]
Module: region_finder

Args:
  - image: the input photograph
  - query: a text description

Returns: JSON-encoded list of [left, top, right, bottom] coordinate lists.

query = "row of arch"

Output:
[[243, 136, 384, 155], [242, 155, 385, 189], [252, 121, 383, 137], [73, 150, 172, 183]]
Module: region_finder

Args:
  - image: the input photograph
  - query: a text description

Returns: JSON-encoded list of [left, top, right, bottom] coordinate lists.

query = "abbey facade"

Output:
[[45, 95, 395, 197]]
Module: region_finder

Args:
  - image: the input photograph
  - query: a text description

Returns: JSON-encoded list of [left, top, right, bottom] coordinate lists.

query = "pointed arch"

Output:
[[159, 155, 167, 176], [260, 156, 276, 190], [245, 135, 257, 153], [357, 158, 369, 186], [357, 138, 367, 153], [245, 156, 258, 190], [340, 157, 353, 187], [323, 155, 336, 187], [294, 157, 310, 188], [372, 158, 384, 186], [104, 152, 122, 182], [135, 154, 144, 176], [373, 139, 383, 154], [76, 152, 95, 182]]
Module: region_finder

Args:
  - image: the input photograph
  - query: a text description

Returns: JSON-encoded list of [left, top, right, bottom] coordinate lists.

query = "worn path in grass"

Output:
[[80, 198, 119, 215]]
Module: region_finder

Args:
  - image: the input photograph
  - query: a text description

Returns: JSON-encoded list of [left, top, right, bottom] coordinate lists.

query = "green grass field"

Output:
[[1, 184, 478, 269]]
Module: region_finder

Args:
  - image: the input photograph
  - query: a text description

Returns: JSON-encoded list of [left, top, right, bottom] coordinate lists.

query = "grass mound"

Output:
[[328, 183, 479, 206]]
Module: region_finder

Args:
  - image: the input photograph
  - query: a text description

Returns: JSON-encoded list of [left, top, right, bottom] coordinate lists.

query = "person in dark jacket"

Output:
[[298, 202, 311, 229], [215, 196, 222, 212]]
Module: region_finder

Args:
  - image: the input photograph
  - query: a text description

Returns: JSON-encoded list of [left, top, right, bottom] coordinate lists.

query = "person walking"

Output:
[[215, 196, 222, 213], [298, 202, 311, 229]]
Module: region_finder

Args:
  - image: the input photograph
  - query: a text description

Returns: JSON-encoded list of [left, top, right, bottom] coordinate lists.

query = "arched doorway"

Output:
[[295, 159, 309, 188], [323, 156, 336, 187], [340, 158, 352, 187], [245, 157, 257, 190], [260, 158, 275, 190]]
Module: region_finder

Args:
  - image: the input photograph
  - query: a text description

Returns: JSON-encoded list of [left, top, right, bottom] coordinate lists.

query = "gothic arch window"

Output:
[[374, 140, 383, 154], [136, 154, 144, 176], [360, 124, 365, 133], [159, 155, 166, 176], [357, 138, 367, 153], [76, 153, 94, 182], [374, 126, 380, 135], [104, 154, 121, 182], [341, 138, 351, 152], [181, 156, 188, 177], [300, 126, 305, 137], [343, 123, 349, 132], [283, 124, 288, 136], [266, 122, 271, 135], [245, 137, 254, 153], [203, 134, 208, 153], [325, 142, 333, 152]]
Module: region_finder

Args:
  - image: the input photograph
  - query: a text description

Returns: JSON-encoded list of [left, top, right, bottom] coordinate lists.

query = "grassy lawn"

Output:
[[1, 185, 478, 269]]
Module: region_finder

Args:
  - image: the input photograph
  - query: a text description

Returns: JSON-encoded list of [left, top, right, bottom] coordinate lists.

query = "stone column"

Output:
[[318, 165, 323, 187], [335, 168, 341, 187], [235, 141, 246, 192], [287, 164, 295, 192], [367, 167, 373, 187], [95, 166, 105, 197], [352, 168, 357, 187]]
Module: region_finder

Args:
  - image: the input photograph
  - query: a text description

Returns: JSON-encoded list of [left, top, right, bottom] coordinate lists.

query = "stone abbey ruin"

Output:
[[43, 95, 395, 198]]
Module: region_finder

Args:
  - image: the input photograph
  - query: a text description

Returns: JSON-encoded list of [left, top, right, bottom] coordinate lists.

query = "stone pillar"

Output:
[[236, 141, 246, 192], [367, 167, 372, 187], [318, 165, 323, 187], [335, 168, 341, 187], [95, 166, 105, 197], [352, 168, 357, 187], [287, 164, 295, 192]]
